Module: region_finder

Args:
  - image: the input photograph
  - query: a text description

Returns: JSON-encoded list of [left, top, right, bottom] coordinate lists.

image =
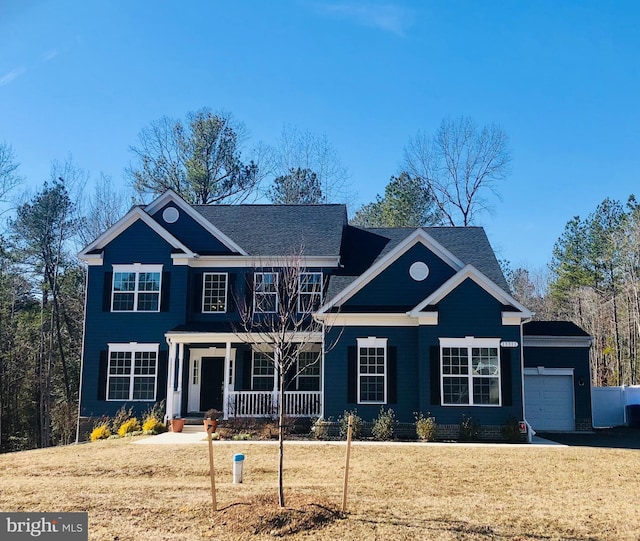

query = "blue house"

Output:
[[77, 190, 592, 437]]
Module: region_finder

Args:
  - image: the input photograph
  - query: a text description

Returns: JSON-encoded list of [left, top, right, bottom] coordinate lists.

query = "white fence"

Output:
[[592, 386, 640, 427]]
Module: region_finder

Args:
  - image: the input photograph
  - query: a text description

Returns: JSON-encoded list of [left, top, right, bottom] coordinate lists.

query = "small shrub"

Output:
[[142, 416, 166, 435], [502, 416, 522, 442], [111, 405, 134, 433], [339, 410, 363, 439], [90, 423, 111, 442], [118, 418, 141, 437], [459, 414, 480, 441], [233, 433, 251, 441], [415, 412, 437, 441], [372, 407, 396, 441], [312, 417, 333, 440], [142, 400, 166, 423]]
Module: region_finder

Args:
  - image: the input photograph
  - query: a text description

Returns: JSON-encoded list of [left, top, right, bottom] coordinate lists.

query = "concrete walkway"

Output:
[[135, 431, 564, 447]]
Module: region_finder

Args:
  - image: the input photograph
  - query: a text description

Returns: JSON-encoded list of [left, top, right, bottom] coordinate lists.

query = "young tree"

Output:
[[235, 251, 335, 507], [127, 109, 261, 204], [351, 172, 440, 227], [403, 116, 511, 226], [267, 167, 322, 204]]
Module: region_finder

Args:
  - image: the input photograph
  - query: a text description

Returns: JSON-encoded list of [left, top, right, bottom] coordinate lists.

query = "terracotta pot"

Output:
[[171, 418, 185, 433], [203, 419, 218, 433]]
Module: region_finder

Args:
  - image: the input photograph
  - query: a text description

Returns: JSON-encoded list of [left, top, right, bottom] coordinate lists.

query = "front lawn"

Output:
[[1, 438, 638, 540]]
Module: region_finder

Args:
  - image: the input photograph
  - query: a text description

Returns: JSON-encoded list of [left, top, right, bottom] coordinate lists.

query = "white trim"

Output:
[[524, 367, 575, 376], [254, 271, 279, 313], [106, 342, 160, 402], [357, 337, 388, 405], [165, 331, 323, 344], [188, 255, 340, 268], [439, 337, 502, 407], [523, 336, 593, 348], [318, 229, 465, 314], [111, 264, 163, 313], [410, 265, 532, 319], [318, 313, 419, 327], [298, 271, 323, 313], [78, 207, 196, 262], [143, 190, 248, 255], [202, 272, 228, 313]]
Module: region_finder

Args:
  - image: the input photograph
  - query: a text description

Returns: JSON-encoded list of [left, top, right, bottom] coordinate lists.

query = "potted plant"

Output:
[[171, 415, 185, 433], [203, 409, 221, 433]]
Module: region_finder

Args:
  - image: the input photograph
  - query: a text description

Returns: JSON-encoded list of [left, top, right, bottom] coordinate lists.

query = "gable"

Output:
[[102, 218, 177, 263], [341, 242, 458, 312], [150, 202, 238, 255]]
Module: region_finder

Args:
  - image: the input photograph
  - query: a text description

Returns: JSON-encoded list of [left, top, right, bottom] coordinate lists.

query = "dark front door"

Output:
[[200, 357, 225, 412]]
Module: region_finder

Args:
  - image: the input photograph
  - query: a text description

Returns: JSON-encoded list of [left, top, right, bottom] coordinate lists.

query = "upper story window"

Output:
[[254, 272, 278, 313], [298, 272, 323, 312], [107, 343, 158, 401], [440, 337, 501, 406], [202, 272, 228, 313], [112, 264, 162, 312], [357, 337, 387, 404]]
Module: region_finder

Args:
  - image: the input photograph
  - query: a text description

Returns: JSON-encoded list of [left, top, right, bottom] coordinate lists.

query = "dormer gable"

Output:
[[78, 206, 196, 265], [143, 190, 247, 255], [409, 264, 532, 325], [319, 228, 465, 314]]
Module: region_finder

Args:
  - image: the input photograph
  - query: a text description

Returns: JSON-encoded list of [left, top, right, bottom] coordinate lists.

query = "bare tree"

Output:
[[266, 125, 352, 206], [127, 109, 263, 205], [235, 250, 338, 507], [403, 116, 511, 226], [0, 142, 22, 210]]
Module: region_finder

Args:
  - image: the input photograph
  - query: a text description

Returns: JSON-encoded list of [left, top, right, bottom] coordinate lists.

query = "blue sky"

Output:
[[1, 1, 639, 269]]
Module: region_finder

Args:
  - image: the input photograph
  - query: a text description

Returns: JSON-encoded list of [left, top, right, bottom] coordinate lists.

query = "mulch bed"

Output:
[[210, 493, 344, 537]]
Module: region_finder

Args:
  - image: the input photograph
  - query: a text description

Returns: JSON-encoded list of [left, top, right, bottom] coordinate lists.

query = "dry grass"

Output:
[[1, 437, 639, 540]]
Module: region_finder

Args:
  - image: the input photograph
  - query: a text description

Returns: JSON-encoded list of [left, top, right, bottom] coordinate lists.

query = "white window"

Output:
[[440, 337, 501, 406], [297, 350, 321, 391], [298, 272, 323, 312], [357, 337, 387, 404], [254, 272, 278, 313], [202, 272, 228, 313], [107, 343, 159, 401], [252, 351, 274, 391], [112, 264, 162, 312]]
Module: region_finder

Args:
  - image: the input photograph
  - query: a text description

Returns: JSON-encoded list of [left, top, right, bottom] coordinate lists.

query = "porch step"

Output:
[[181, 424, 207, 434]]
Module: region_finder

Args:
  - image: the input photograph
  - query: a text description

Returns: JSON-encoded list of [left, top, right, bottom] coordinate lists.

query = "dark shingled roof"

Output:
[[524, 321, 590, 337], [193, 204, 347, 257]]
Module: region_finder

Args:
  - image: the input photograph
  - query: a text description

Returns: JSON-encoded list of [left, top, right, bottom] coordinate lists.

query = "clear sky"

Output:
[[2, 1, 639, 269]]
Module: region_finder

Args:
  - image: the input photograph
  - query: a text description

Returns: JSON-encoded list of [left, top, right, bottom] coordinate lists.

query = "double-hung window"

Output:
[[440, 338, 501, 406], [202, 272, 228, 312], [298, 272, 323, 312], [254, 272, 278, 313], [107, 343, 159, 401], [112, 264, 162, 312], [296, 350, 321, 391], [357, 337, 387, 404], [252, 351, 275, 391]]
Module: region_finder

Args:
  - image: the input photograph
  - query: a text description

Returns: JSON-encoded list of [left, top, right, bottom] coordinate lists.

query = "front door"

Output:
[[200, 357, 225, 412]]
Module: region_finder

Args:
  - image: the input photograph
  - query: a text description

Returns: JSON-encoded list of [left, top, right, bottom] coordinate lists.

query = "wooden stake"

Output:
[[342, 414, 353, 513], [207, 425, 217, 512]]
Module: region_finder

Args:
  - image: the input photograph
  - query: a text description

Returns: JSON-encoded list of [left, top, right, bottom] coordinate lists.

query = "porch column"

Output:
[[223, 341, 232, 420], [165, 339, 177, 422]]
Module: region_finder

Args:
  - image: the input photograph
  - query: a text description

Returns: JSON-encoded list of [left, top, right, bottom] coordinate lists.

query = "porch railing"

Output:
[[227, 391, 321, 418]]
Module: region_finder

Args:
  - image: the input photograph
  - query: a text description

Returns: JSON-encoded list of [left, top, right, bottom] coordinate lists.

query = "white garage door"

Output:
[[524, 373, 575, 431]]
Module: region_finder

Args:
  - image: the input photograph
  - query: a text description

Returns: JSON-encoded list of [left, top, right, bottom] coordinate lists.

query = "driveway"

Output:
[[537, 427, 640, 449]]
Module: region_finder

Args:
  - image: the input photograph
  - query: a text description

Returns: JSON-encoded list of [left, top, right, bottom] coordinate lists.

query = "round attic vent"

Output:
[[409, 261, 429, 281], [162, 206, 179, 224]]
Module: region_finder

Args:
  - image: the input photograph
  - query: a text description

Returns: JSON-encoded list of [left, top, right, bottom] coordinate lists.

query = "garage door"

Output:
[[524, 373, 575, 431]]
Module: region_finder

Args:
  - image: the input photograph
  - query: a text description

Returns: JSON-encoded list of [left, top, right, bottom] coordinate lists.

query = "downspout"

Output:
[[75, 264, 90, 444]]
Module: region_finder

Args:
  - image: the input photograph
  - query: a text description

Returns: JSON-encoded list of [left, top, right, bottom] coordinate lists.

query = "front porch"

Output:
[[164, 332, 323, 420]]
